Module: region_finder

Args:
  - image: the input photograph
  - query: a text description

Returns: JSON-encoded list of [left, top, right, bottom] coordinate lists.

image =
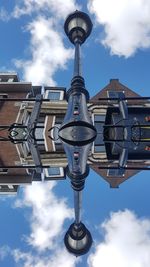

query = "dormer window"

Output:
[[44, 87, 66, 100]]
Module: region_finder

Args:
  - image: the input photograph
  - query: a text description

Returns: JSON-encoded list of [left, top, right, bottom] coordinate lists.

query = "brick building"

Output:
[[0, 73, 150, 194]]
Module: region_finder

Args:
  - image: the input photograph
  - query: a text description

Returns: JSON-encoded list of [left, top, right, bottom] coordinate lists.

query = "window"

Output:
[[107, 91, 125, 104], [95, 123, 103, 133], [47, 167, 61, 176], [44, 167, 64, 180], [94, 115, 105, 133], [94, 115, 105, 122], [94, 145, 105, 153], [38, 115, 45, 123], [34, 123, 44, 144], [51, 115, 64, 152], [93, 114, 106, 153], [55, 115, 64, 124], [37, 144, 45, 152], [44, 90, 64, 100], [107, 168, 125, 177], [34, 122, 45, 148], [55, 143, 64, 152], [34, 117, 46, 152]]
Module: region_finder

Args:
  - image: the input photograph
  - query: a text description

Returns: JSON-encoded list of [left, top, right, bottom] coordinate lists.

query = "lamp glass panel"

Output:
[[68, 18, 87, 32], [68, 235, 87, 250]]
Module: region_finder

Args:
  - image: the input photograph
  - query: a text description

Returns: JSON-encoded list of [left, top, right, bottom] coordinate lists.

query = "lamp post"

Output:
[[59, 10, 97, 189], [2, 9, 150, 257], [59, 10, 96, 256]]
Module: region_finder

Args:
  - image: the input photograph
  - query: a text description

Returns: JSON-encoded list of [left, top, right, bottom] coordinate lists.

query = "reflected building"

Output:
[[0, 72, 150, 193], [2, 9, 150, 256], [0, 72, 67, 194]]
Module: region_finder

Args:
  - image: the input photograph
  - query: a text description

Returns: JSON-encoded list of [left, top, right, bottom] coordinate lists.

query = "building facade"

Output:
[[0, 73, 150, 194]]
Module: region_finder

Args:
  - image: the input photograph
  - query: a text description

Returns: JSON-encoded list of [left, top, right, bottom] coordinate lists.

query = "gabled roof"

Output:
[[90, 79, 146, 105], [90, 164, 139, 188]]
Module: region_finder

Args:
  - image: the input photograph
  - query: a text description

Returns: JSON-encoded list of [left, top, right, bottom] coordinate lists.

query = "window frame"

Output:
[[44, 90, 64, 100], [44, 167, 64, 178], [92, 113, 106, 154], [51, 116, 64, 152]]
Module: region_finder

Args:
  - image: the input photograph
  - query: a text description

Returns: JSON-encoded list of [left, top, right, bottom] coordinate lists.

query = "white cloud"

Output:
[[13, 248, 78, 267], [0, 7, 9, 22], [15, 182, 73, 251], [2, 0, 78, 85], [13, 0, 78, 19], [0, 246, 10, 260], [12, 181, 78, 267], [88, 0, 150, 57], [14, 17, 73, 85], [88, 210, 150, 267]]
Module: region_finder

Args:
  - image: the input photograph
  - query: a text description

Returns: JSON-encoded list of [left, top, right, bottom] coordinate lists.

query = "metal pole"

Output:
[[2, 165, 150, 170], [74, 190, 82, 225], [1, 96, 150, 102], [92, 166, 150, 170], [0, 165, 49, 169], [74, 42, 82, 77], [93, 97, 150, 101], [0, 98, 48, 102]]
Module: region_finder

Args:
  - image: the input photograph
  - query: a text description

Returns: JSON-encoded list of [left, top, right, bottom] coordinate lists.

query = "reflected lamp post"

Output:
[[2, 9, 150, 257], [58, 10, 97, 256]]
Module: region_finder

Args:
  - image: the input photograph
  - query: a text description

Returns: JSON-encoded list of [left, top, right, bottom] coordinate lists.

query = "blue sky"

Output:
[[1, 0, 150, 266]]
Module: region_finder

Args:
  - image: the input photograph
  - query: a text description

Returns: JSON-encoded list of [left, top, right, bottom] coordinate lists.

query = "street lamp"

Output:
[[59, 10, 97, 184], [2, 8, 150, 258], [64, 10, 93, 45], [59, 10, 96, 256], [64, 222, 92, 257]]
